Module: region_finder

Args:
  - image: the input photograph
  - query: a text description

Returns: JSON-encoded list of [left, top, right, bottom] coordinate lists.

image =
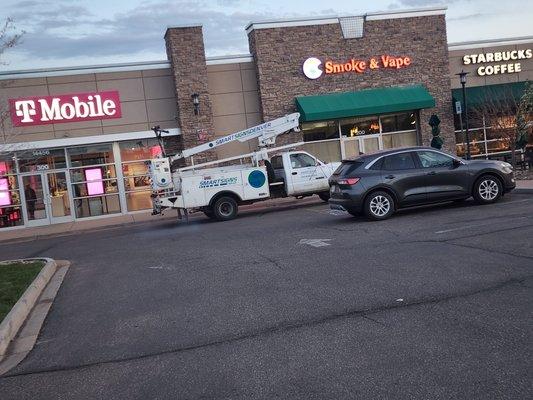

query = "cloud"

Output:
[[3, 0, 283, 65]]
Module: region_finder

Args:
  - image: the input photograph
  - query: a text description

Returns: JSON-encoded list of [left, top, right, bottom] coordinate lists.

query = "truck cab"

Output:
[[270, 151, 340, 196]]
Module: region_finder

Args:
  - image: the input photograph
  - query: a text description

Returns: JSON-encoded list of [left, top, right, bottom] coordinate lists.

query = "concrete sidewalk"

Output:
[[516, 179, 533, 191], [0, 196, 322, 243]]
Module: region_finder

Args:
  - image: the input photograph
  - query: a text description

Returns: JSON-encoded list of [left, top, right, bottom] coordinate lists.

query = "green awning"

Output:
[[295, 85, 435, 122], [451, 82, 526, 108]]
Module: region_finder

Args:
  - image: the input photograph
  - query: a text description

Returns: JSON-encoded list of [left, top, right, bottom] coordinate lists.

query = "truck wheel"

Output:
[[318, 192, 330, 202], [213, 196, 238, 221]]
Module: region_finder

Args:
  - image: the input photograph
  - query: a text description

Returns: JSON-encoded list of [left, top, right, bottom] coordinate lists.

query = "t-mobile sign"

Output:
[[9, 91, 122, 127]]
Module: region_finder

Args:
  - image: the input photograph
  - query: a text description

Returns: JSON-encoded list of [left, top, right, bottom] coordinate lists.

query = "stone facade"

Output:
[[248, 15, 455, 151], [165, 26, 217, 164]]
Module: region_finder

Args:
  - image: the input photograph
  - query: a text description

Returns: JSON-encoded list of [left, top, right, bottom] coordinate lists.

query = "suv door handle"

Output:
[[292, 172, 297, 175], [385, 174, 395, 179], [427, 171, 436, 176]]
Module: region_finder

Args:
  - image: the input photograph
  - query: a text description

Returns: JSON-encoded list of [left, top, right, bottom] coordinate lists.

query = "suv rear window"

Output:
[[334, 161, 364, 176]]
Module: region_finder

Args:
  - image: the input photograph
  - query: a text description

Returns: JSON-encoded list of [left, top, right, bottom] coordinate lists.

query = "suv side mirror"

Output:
[[452, 159, 462, 168]]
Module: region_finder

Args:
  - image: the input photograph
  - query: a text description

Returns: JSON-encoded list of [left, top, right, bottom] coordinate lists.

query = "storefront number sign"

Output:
[[9, 91, 122, 127], [303, 55, 412, 79]]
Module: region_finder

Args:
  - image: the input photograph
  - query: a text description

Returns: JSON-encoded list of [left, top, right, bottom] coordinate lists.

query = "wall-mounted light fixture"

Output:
[[191, 93, 200, 115]]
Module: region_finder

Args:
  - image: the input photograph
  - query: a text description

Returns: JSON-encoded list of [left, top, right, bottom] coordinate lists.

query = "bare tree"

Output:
[[0, 18, 24, 155], [470, 82, 533, 167]]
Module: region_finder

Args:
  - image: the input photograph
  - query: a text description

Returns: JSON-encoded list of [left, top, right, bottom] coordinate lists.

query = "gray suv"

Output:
[[329, 147, 516, 220]]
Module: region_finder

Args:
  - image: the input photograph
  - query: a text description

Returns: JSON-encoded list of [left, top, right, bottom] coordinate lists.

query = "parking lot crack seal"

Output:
[[2, 275, 531, 380]]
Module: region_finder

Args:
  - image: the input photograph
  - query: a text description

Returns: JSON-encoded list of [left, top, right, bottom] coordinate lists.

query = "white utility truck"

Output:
[[149, 113, 340, 221]]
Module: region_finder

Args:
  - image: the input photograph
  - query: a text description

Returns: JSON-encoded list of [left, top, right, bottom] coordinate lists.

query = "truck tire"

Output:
[[213, 196, 238, 221], [318, 192, 330, 202]]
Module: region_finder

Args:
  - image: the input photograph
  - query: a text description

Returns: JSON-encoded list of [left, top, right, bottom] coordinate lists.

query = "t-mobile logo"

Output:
[[9, 91, 122, 127], [15, 100, 37, 123]]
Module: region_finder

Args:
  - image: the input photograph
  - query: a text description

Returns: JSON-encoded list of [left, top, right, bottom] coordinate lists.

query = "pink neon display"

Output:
[[0, 178, 11, 206], [85, 168, 104, 196], [150, 145, 162, 158], [0, 161, 7, 175]]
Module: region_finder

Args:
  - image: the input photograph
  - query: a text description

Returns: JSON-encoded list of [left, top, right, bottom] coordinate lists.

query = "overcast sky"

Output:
[[1, 0, 532, 71]]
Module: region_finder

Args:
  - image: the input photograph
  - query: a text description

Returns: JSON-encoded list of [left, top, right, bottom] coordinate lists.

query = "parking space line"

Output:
[[435, 216, 528, 234]]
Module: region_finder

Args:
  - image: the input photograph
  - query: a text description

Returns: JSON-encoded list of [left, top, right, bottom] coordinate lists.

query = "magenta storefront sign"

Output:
[[9, 90, 122, 127], [0, 178, 11, 206], [84, 168, 105, 196]]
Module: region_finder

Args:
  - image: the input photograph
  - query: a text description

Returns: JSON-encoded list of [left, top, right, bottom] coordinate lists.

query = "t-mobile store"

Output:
[[0, 6, 531, 232]]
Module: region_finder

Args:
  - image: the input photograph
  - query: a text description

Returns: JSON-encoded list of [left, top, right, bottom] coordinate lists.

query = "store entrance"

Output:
[[21, 171, 73, 226]]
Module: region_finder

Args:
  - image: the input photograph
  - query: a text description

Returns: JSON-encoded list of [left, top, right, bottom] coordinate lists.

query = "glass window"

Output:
[[73, 195, 121, 218], [340, 116, 380, 137], [380, 112, 416, 133], [382, 131, 417, 149], [126, 191, 153, 211], [70, 166, 116, 183], [0, 175, 20, 205], [335, 161, 364, 175], [122, 162, 149, 178], [17, 148, 66, 172], [301, 121, 339, 142], [119, 140, 162, 212], [0, 204, 23, 228], [290, 153, 316, 169], [0, 155, 23, 228], [119, 139, 162, 162], [68, 144, 114, 167], [270, 156, 283, 169], [382, 153, 416, 170], [72, 181, 118, 198], [0, 156, 16, 175], [416, 151, 454, 168]]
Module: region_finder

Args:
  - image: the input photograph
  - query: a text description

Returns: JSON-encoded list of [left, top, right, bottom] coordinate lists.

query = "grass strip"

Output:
[[0, 260, 45, 323]]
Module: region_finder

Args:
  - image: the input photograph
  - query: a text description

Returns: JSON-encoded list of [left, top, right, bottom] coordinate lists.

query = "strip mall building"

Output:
[[0, 6, 531, 232]]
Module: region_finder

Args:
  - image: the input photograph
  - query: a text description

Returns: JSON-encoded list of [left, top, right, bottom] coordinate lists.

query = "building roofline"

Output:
[[448, 35, 533, 50], [0, 53, 257, 80], [206, 54, 253, 65], [0, 60, 171, 80], [245, 6, 447, 34]]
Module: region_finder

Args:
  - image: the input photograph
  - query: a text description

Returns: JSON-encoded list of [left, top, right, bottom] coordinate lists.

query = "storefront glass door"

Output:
[[22, 171, 73, 226], [46, 171, 72, 223]]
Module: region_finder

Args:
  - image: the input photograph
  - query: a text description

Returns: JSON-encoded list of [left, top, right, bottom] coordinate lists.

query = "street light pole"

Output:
[[457, 70, 471, 159]]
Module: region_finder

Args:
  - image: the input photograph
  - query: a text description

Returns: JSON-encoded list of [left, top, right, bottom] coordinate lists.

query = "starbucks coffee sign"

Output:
[[462, 49, 532, 76]]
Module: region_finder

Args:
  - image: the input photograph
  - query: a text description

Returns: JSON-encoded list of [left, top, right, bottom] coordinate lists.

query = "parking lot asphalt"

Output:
[[0, 194, 532, 399]]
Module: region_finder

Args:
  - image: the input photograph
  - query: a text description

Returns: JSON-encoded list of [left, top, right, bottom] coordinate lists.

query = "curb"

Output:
[[0, 258, 57, 357], [514, 188, 533, 194]]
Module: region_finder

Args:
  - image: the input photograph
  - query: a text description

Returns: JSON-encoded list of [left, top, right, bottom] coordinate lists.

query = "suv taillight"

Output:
[[337, 177, 360, 185]]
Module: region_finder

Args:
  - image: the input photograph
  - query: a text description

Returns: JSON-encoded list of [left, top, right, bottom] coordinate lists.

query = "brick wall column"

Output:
[[165, 26, 217, 165]]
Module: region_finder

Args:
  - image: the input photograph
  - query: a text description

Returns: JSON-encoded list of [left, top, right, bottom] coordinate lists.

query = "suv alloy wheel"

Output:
[[364, 191, 395, 220]]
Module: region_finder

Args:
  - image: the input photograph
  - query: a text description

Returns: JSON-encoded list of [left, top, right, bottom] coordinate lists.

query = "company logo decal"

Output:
[[248, 170, 266, 188], [302, 55, 412, 79], [199, 177, 238, 189], [9, 91, 122, 127]]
